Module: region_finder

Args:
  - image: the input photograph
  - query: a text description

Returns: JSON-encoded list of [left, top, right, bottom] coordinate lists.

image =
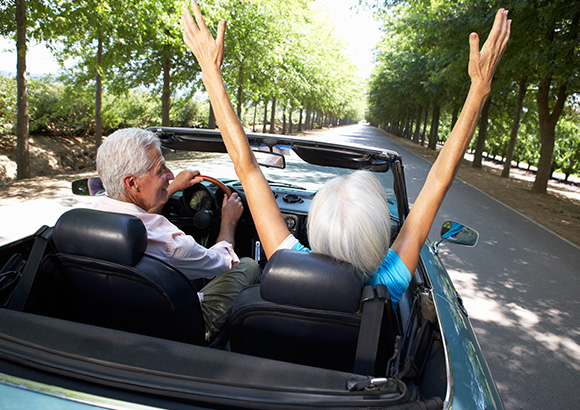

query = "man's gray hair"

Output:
[[96, 128, 161, 200], [307, 170, 392, 277]]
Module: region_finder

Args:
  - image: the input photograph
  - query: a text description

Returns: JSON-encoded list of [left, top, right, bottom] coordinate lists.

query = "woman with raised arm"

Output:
[[181, 2, 510, 304]]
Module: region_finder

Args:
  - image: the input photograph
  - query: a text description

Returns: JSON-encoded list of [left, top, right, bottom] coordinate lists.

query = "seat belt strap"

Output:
[[9, 225, 52, 311], [354, 284, 389, 376]]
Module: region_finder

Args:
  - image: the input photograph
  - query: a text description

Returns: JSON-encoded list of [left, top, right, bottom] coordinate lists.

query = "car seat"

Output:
[[27, 208, 206, 346], [229, 250, 397, 374]]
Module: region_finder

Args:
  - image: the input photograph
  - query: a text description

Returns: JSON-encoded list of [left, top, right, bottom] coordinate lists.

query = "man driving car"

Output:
[[92, 127, 260, 343]]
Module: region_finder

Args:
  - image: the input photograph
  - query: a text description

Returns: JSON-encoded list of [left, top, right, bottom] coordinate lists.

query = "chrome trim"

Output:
[[429, 288, 454, 409], [0, 372, 160, 409]]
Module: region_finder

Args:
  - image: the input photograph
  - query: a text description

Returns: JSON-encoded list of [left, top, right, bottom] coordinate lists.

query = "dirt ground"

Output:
[[1, 129, 579, 248]]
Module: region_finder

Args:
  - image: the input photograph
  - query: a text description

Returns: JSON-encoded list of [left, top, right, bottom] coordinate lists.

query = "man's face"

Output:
[[130, 146, 174, 211]]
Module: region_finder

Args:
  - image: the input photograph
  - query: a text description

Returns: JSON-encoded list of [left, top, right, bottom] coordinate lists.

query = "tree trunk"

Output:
[[450, 103, 460, 131], [421, 101, 429, 146], [533, 76, 567, 193], [262, 102, 268, 133], [16, 0, 29, 180], [288, 108, 293, 134], [305, 103, 311, 130], [403, 115, 411, 139], [94, 31, 103, 152], [269, 98, 276, 134], [413, 105, 422, 144], [501, 77, 527, 178], [252, 103, 257, 132], [428, 104, 440, 150], [161, 57, 171, 126], [472, 97, 492, 168], [208, 103, 216, 129], [298, 108, 303, 132], [282, 108, 286, 135], [532, 14, 577, 193]]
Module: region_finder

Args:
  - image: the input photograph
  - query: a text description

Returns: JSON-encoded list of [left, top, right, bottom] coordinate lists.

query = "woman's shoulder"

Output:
[[276, 234, 312, 253]]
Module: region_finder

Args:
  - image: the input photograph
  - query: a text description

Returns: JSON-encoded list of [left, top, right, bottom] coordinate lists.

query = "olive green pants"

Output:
[[200, 257, 260, 343]]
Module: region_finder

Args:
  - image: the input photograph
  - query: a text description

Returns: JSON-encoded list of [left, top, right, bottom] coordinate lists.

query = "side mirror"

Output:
[[252, 150, 286, 169], [72, 177, 105, 196], [439, 221, 479, 247]]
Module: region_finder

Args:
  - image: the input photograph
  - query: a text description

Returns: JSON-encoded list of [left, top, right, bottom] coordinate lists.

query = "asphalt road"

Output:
[[328, 124, 580, 410], [1, 124, 578, 409]]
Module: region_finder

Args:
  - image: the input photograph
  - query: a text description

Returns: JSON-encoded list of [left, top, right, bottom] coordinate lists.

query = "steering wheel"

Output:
[[199, 175, 232, 198], [189, 175, 232, 247]]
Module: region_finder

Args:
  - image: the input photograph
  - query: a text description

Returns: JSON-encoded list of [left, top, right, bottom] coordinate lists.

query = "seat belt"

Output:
[[9, 225, 52, 311], [353, 284, 390, 376]]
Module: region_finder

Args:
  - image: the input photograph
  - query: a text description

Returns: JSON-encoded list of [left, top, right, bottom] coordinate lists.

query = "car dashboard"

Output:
[[162, 179, 313, 267]]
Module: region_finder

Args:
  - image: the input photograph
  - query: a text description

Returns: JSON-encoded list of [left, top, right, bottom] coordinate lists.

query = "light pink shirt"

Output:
[[92, 196, 239, 282]]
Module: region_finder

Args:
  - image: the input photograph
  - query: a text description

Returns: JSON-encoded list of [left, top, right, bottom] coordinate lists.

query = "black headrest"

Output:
[[53, 208, 147, 266], [260, 250, 363, 312]]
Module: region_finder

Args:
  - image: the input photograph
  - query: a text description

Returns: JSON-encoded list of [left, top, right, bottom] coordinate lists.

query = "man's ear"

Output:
[[123, 174, 139, 192]]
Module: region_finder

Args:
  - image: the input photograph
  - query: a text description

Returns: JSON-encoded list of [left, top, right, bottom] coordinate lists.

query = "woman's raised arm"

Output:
[[391, 9, 511, 275], [182, 1, 290, 258]]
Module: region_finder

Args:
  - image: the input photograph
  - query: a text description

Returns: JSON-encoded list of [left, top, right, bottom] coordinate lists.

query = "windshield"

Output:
[[163, 147, 399, 219]]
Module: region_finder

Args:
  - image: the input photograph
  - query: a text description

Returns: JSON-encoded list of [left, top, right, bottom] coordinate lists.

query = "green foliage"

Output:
[[169, 97, 207, 128], [366, 0, 580, 180], [554, 107, 580, 180], [102, 92, 160, 131], [0, 77, 16, 134], [0, 2, 16, 35], [0, 74, 209, 136], [197, 0, 363, 126]]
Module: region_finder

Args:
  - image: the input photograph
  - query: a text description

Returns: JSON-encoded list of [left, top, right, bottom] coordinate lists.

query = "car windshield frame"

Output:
[[148, 127, 410, 225]]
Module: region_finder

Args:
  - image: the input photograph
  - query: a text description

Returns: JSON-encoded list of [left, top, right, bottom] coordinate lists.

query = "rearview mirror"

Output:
[[440, 221, 479, 247], [252, 150, 285, 169], [72, 177, 105, 196]]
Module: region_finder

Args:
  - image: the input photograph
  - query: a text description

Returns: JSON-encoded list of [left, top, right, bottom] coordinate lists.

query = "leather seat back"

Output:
[[230, 250, 366, 372], [28, 208, 205, 345]]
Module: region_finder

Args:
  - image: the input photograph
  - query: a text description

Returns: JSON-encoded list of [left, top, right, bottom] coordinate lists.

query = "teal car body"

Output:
[[0, 128, 503, 409]]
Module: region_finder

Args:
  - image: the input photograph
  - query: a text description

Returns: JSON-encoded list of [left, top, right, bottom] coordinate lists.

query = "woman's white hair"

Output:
[[96, 128, 160, 200], [307, 170, 391, 277]]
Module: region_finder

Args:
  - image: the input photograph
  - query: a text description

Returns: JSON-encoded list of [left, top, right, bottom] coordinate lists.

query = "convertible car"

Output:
[[0, 126, 503, 409]]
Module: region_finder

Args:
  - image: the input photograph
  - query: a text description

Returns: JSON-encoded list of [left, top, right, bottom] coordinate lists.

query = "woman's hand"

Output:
[[182, 1, 226, 74], [468, 8, 511, 95]]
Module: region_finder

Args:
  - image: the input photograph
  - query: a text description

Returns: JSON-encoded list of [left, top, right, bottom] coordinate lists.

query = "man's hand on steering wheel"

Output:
[[221, 193, 243, 229], [170, 170, 204, 195], [149, 170, 204, 214], [216, 192, 244, 246], [215, 192, 243, 247]]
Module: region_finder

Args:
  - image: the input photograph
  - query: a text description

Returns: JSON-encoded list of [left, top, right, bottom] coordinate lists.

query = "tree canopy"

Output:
[[2, 0, 579, 188], [365, 0, 580, 193]]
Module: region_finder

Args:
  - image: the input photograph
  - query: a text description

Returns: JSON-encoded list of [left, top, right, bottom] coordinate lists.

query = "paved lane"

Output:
[[329, 123, 580, 410]]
